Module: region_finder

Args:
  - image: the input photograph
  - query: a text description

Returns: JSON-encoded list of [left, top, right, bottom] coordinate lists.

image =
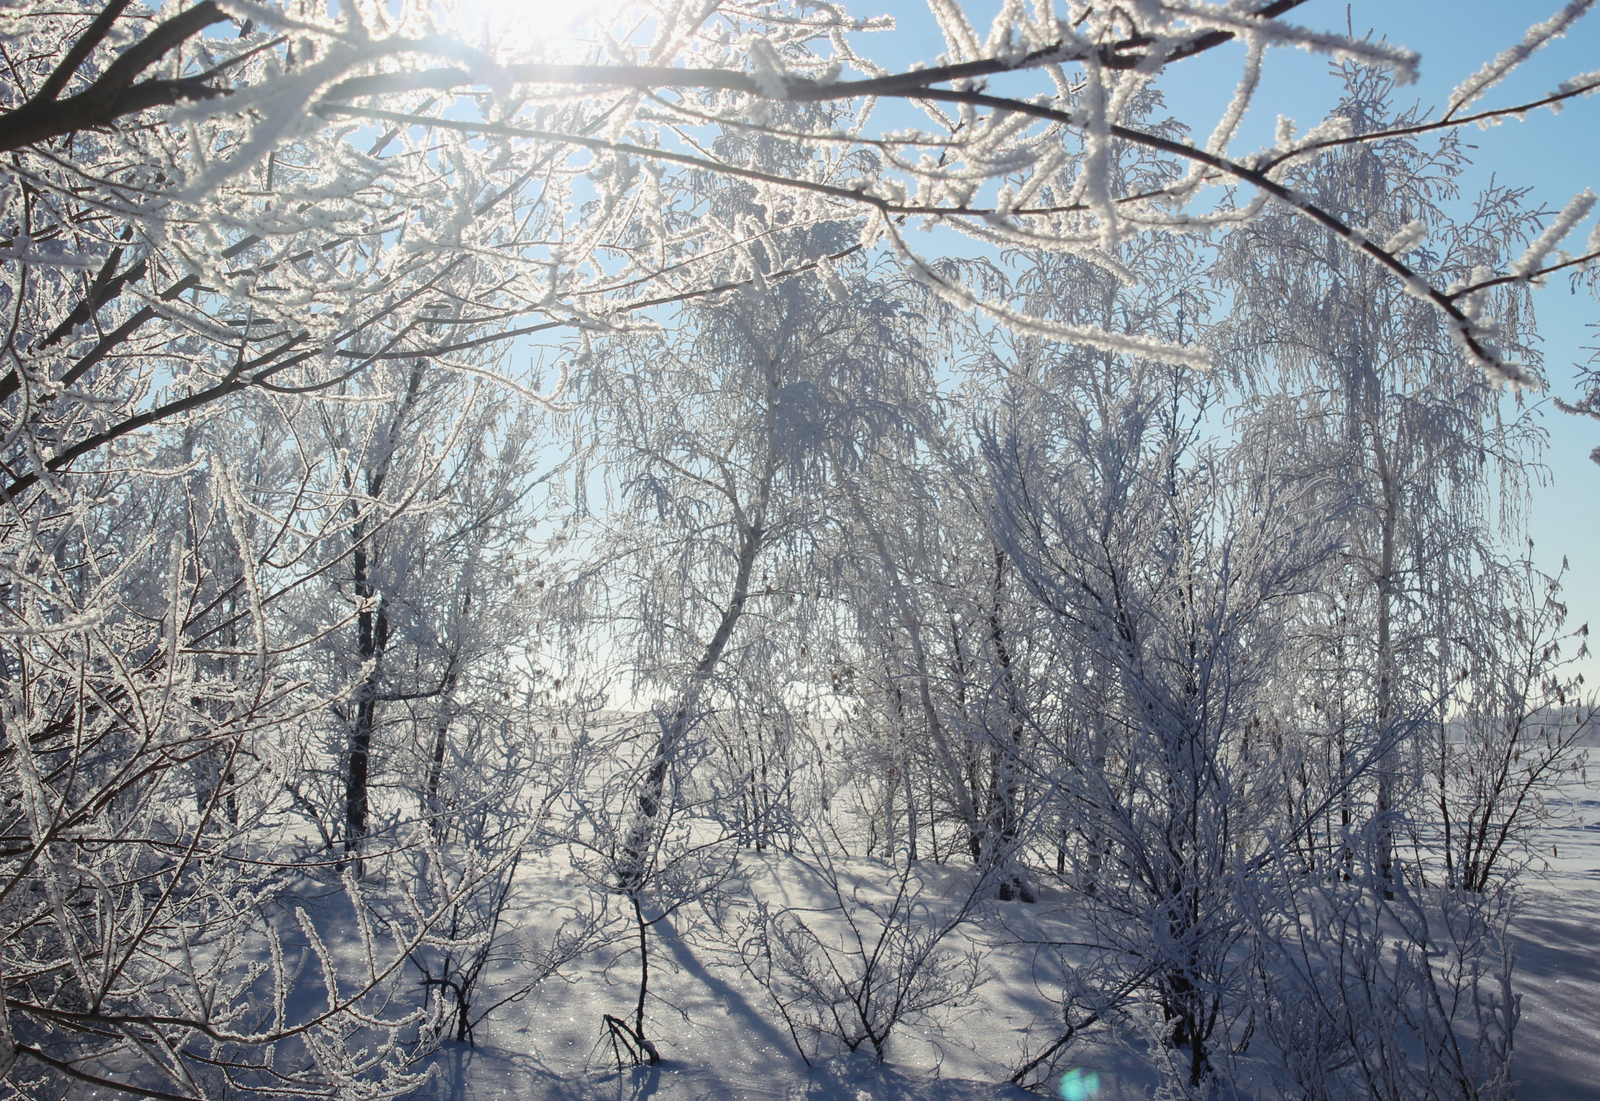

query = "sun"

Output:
[[449, 0, 602, 50]]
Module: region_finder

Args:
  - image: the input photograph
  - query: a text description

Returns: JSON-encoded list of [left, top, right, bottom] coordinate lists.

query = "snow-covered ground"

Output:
[[408, 855, 1056, 1101], [405, 774, 1600, 1101], [1506, 777, 1600, 1101]]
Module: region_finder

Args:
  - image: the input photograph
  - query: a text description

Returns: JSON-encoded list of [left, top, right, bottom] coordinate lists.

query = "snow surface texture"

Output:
[[1507, 777, 1600, 1101], [409, 779, 1600, 1101]]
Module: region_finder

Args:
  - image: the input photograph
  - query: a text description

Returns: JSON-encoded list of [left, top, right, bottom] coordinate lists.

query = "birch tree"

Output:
[[1215, 64, 1548, 888], [566, 195, 932, 1053]]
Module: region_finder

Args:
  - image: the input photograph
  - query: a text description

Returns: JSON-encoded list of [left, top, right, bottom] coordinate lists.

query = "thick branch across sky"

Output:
[[0, 0, 1312, 152]]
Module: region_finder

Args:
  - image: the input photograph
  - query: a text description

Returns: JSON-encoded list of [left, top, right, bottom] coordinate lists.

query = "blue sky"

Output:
[[859, 0, 1600, 685]]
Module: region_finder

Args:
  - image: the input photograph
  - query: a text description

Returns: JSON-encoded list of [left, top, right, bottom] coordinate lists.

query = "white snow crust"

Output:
[[395, 768, 1600, 1101]]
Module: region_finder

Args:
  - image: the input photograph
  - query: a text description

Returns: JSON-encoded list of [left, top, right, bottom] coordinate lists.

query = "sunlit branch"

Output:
[[1256, 74, 1600, 170]]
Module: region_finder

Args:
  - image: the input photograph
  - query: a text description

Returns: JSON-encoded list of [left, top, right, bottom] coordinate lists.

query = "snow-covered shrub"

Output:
[[1249, 863, 1518, 1101], [736, 854, 986, 1061]]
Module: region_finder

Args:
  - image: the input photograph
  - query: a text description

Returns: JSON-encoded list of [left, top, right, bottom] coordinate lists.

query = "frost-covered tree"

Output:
[[1423, 554, 1593, 892], [984, 359, 1343, 1088], [578, 254, 915, 885], [251, 361, 551, 862], [0, 3, 563, 1090], [0, 393, 466, 1098], [6, 1, 1600, 1096], [557, 209, 937, 1054], [1215, 65, 1548, 888], [6, 2, 1598, 455], [827, 413, 1048, 894]]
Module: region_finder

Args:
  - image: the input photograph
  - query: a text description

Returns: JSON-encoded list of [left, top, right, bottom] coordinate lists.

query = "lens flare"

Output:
[[1058, 1068, 1101, 1101], [452, 0, 606, 49]]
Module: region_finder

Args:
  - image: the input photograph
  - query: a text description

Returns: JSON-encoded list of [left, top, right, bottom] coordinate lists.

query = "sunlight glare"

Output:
[[450, 0, 600, 50]]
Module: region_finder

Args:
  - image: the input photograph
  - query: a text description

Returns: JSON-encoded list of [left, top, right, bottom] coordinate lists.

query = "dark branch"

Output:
[[30, 0, 137, 104], [0, 2, 231, 154], [321, 2, 1314, 104]]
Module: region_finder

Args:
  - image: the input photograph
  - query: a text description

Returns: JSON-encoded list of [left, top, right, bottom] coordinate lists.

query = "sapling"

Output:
[[733, 845, 989, 1062]]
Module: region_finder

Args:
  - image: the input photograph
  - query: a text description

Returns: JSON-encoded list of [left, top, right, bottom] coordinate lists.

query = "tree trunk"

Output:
[[425, 662, 460, 841], [341, 363, 422, 868], [1373, 440, 1399, 894], [983, 547, 1032, 900], [615, 499, 767, 895], [345, 541, 390, 867]]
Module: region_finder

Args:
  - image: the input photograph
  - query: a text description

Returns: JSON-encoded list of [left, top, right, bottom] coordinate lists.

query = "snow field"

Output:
[[399, 771, 1600, 1101]]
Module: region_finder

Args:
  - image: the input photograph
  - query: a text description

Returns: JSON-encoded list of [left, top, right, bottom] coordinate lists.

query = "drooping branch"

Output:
[[325, 75, 1559, 385]]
